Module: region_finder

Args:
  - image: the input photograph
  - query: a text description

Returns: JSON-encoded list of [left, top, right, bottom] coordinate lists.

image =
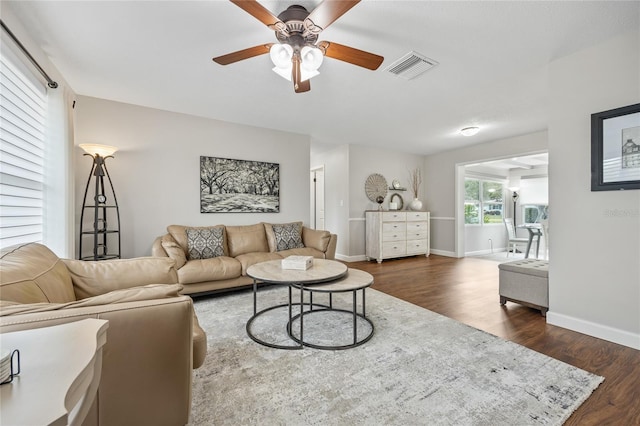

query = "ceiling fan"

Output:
[[212, 0, 384, 93]]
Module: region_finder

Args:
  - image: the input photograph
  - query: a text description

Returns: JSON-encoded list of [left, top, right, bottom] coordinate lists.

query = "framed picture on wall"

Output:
[[200, 156, 280, 213], [591, 103, 640, 191]]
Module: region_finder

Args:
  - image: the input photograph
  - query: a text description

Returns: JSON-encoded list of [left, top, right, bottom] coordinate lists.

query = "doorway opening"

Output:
[[455, 152, 548, 259]]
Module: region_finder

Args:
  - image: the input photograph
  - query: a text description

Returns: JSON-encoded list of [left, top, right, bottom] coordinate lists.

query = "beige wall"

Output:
[[423, 131, 548, 256], [311, 143, 424, 260], [74, 96, 311, 258], [546, 30, 640, 349], [310, 143, 350, 257]]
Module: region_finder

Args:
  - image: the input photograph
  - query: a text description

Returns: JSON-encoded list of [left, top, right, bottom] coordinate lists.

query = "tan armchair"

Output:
[[0, 243, 207, 426]]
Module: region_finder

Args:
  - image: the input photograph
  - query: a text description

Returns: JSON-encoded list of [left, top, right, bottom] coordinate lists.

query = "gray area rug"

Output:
[[189, 287, 603, 425]]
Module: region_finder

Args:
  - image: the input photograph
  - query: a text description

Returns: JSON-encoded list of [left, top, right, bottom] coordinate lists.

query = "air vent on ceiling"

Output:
[[385, 51, 438, 80]]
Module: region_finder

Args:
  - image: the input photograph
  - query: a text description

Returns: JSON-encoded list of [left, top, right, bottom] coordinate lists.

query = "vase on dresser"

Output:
[[409, 198, 423, 211]]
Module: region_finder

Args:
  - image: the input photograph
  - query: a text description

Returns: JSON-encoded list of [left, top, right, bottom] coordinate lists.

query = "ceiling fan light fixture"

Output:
[[272, 65, 319, 82], [300, 45, 323, 72], [269, 43, 293, 69], [460, 126, 480, 137], [272, 65, 292, 81], [301, 68, 319, 82]]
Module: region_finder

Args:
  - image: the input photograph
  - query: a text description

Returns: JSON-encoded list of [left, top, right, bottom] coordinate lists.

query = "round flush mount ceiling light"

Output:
[[460, 126, 480, 136]]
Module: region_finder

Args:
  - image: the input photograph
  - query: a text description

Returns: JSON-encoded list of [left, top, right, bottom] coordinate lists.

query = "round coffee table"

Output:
[[288, 268, 374, 350], [246, 259, 374, 350]]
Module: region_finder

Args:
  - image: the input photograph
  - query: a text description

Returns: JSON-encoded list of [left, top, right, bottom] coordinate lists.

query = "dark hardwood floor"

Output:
[[348, 255, 640, 426]]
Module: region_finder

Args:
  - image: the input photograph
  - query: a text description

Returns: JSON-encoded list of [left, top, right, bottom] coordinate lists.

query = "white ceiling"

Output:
[[4, 1, 639, 155], [465, 153, 548, 176]]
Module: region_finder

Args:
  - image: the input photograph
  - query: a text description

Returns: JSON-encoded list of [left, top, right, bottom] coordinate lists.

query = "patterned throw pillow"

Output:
[[186, 227, 225, 260], [272, 223, 305, 251]]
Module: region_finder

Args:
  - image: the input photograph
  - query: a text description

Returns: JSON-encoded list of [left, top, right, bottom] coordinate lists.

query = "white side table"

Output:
[[0, 319, 109, 426]]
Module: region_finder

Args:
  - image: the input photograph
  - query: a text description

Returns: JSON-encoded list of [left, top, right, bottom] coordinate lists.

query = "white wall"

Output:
[[75, 96, 311, 258], [311, 143, 424, 260], [547, 30, 640, 349], [519, 177, 548, 205], [310, 143, 350, 257], [424, 131, 548, 256], [347, 144, 424, 260]]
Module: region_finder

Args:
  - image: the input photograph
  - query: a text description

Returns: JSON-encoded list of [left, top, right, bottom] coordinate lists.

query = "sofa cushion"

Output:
[[186, 227, 225, 260], [167, 224, 228, 255], [302, 227, 332, 253], [176, 256, 242, 285], [265, 222, 304, 252], [226, 224, 269, 257], [161, 234, 187, 269], [276, 247, 326, 259], [64, 257, 179, 299], [235, 252, 283, 275], [0, 283, 184, 316], [0, 243, 76, 304]]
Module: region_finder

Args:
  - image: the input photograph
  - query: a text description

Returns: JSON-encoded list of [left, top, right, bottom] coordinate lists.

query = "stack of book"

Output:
[[281, 255, 313, 270]]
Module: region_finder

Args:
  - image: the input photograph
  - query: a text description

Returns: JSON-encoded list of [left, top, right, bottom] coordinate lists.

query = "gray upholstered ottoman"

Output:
[[498, 259, 548, 316]]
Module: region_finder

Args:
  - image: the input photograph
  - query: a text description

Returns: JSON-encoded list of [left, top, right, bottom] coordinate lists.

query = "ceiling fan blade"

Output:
[[318, 41, 384, 70], [212, 43, 273, 65], [304, 0, 360, 34], [230, 0, 288, 34]]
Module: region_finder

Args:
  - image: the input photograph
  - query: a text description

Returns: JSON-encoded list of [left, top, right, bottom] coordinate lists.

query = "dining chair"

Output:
[[503, 217, 529, 257], [539, 219, 549, 260]]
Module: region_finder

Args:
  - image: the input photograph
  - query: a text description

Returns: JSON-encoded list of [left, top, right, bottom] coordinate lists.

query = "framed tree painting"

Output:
[[200, 156, 280, 213], [591, 103, 640, 191]]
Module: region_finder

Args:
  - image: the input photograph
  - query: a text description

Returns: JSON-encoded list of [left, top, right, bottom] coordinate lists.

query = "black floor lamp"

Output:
[[508, 177, 521, 228], [511, 190, 519, 228], [78, 144, 121, 261]]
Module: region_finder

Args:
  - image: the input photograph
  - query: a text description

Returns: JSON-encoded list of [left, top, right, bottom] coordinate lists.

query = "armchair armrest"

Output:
[[63, 257, 179, 299], [302, 227, 337, 259]]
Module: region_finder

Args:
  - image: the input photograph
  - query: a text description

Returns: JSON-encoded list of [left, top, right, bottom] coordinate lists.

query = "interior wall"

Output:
[[347, 144, 424, 260], [546, 30, 640, 349], [310, 143, 350, 258], [424, 131, 548, 256], [74, 96, 311, 258]]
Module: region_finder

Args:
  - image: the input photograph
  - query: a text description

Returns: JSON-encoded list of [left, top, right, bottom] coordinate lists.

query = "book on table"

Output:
[[281, 255, 313, 270]]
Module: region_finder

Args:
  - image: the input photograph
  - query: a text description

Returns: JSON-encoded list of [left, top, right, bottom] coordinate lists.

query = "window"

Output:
[[0, 51, 47, 249], [465, 178, 504, 225], [523, 204, 548, 224]]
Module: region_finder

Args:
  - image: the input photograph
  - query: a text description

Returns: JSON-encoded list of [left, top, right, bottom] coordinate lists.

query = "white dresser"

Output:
[[365, 210, 430, 263]]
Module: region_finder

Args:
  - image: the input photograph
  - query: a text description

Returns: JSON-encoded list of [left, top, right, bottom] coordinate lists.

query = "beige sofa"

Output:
[[0, 243, 207, 426], [152, 222, 337, 295]]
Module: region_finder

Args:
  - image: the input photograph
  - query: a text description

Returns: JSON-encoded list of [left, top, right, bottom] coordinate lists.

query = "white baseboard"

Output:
[[547, 312, 640, 350], [335, 253, 367, 263], [429, 249, 457, 257], [465, 248, 508, 256]]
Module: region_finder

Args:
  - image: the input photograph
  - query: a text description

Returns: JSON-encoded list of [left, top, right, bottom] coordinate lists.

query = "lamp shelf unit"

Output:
[[78, 145, 121, 261]]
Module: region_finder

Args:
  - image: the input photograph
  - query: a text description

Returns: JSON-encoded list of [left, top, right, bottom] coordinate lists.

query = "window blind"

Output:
[[0, 52, 47, 249]]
